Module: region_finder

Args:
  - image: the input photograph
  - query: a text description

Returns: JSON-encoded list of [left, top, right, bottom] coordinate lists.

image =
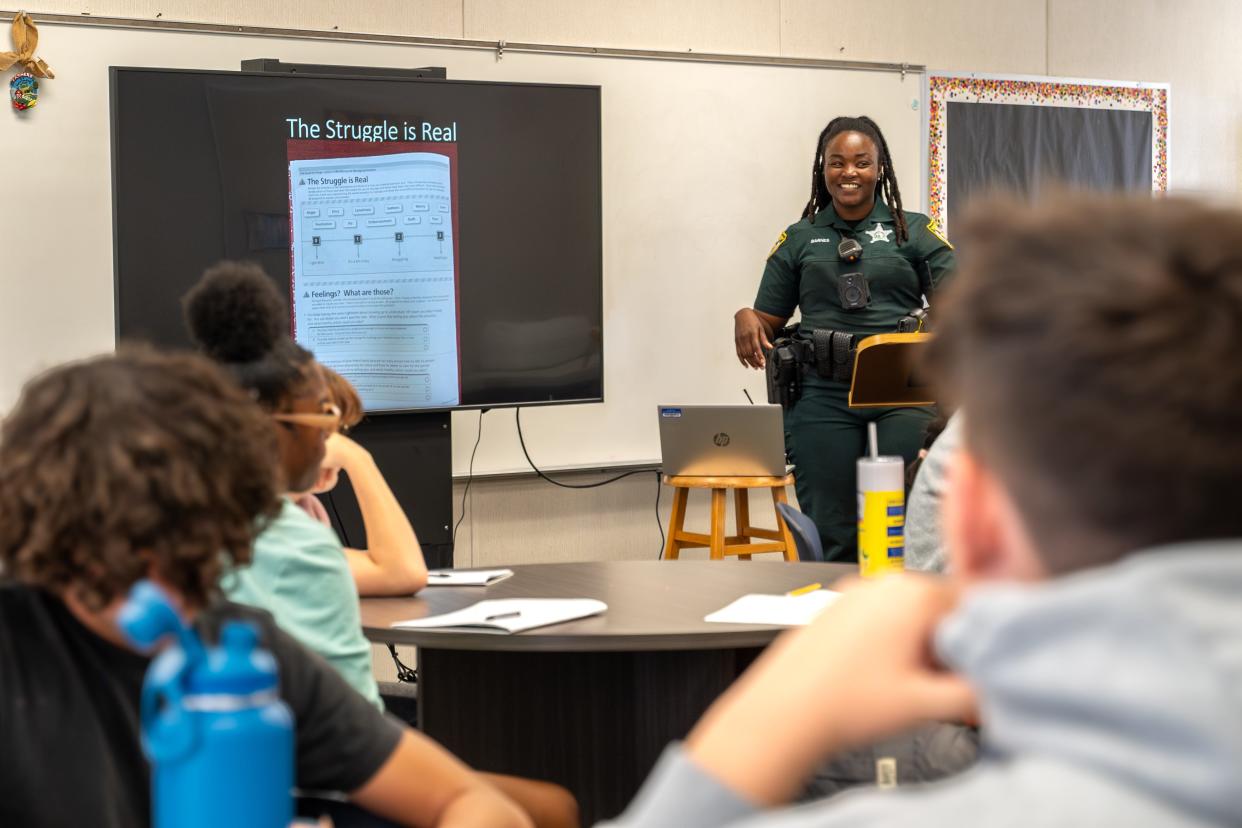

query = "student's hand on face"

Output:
[[800, 575, 977, 742], [686, 574, 977, 806], [321, 432, 370, 476], [734, 308, 773, 369], [311, 465, 341, 495]]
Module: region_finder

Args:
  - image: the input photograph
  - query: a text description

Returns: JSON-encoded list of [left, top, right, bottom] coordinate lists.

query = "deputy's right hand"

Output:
[[734, 308, 773, 369]]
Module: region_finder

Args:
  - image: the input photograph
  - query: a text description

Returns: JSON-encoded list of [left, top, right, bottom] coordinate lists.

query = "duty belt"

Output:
[[764, 306, 931, 409], [792, 328, 858, 384], [764, 327, 858, 409]]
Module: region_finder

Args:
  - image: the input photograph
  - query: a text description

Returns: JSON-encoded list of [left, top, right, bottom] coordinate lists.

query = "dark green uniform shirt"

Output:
[[755, 200, 955, 338]]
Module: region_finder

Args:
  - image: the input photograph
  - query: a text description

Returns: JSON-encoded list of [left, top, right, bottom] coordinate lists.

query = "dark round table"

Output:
[[361, 560, 852, 824]]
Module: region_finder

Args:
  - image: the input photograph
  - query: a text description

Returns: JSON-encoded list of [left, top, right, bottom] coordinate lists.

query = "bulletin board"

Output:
[[925, 72, 1169, 235]]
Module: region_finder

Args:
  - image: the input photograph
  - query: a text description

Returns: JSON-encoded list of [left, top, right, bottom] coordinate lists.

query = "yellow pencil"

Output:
[[787, 582, 822, 597]]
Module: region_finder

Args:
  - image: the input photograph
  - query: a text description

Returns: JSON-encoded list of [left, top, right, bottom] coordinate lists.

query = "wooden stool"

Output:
[[662, 473, 798, 561]]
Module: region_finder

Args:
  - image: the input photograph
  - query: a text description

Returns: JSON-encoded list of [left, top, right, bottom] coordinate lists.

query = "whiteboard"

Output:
[[2, 22, 925, 475]]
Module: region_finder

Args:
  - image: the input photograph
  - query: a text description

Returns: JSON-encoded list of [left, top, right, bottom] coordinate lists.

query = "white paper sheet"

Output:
[[424, 568, 515, 587], [704, 590, 840, 626], [290, 151, 460, 408]]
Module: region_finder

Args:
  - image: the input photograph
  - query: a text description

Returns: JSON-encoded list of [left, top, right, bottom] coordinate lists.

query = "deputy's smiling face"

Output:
[[823, 131, 879, 216]]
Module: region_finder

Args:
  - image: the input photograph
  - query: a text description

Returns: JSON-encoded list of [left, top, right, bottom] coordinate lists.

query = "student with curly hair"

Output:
[[0, 348, 540, 827]]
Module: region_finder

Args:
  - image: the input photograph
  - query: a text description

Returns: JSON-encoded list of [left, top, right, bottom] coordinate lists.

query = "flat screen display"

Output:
[[111, 67, 602, 412]]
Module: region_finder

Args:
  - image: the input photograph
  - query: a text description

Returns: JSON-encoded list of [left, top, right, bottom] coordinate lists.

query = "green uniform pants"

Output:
[[784, 382, 935, 563]]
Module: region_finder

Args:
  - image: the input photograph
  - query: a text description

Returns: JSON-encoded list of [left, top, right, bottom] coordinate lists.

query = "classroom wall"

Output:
[[8, 0, 1241, 578], [21, 0, 1236, 194], [1048, 0, 1242, 196]]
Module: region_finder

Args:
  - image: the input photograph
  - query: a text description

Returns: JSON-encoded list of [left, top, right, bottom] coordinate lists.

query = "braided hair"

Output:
[[801, 115, 908, 245]]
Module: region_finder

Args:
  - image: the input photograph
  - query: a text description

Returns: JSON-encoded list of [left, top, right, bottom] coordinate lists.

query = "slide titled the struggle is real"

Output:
[[289, 147, 461, 409]]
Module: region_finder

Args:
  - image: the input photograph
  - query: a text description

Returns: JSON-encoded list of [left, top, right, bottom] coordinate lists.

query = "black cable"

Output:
[[513, 408, 667, 556], [515, 407, 654, 489], [387, 644, 417, 684], [452, 410, 486, 542], [325, 488, 412, 681], [323, 490, 352, 548], [655, 469, 665, 559]]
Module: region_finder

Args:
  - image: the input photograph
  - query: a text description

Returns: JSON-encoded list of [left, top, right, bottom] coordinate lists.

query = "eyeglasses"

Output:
[[271, 403, 342, 433]]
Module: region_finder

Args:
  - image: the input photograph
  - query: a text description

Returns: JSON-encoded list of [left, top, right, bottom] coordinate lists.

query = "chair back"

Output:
[[776, 502, 824, 562]]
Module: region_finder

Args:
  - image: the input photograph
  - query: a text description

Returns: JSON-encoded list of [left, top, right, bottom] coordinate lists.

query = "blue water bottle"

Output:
[[119, 581, 294, 828]]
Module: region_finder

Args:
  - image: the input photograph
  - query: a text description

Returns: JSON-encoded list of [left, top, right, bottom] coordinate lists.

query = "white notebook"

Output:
[[425, 568, 514, 587], [704, 590, 840, 626], [392, 598, 607, 634]]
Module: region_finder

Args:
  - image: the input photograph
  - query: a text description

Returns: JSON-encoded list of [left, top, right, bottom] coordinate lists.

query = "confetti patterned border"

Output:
[[926, 74, 1169, 234]]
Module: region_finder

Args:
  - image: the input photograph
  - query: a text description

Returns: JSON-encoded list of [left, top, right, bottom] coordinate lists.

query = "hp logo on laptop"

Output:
[[713, 432, 731, 447]]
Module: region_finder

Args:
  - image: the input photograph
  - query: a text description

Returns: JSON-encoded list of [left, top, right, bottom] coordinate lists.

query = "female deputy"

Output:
[[733, 116, 955, 562]]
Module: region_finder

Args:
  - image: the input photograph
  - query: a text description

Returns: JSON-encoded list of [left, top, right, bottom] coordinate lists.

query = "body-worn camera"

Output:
[[836, 237, 870, 310], [837, 272, 871, 310]]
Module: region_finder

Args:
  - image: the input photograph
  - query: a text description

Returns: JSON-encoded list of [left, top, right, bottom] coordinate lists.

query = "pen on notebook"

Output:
[[485, 611, 522, 622], [787, 582, 822, 597]]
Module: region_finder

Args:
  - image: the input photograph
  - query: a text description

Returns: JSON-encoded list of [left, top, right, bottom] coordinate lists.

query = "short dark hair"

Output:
[[0, 347, 282, 610], [182, 260, 315, 409], [929, 194, 1242, 573]]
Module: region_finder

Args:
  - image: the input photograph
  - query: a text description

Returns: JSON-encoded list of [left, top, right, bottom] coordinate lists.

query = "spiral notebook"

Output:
[[392, 598, 607, 634]]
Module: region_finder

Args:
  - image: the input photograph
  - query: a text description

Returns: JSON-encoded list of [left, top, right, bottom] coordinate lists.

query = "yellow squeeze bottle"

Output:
[[856, 422, 906, 579]]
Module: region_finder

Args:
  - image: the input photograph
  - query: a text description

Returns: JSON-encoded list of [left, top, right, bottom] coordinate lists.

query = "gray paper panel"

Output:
[[946, 101, 1152, 227]]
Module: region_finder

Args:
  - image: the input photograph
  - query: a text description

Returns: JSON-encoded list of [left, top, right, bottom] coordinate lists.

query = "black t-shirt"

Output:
[[0, 584, 403, 828]]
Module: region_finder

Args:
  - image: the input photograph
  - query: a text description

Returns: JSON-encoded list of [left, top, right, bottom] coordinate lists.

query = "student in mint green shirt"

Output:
[[182, 262, 426, 705], [225, 497, 381, 705]]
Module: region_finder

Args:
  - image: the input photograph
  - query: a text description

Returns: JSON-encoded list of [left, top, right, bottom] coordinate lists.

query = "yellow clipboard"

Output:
[[847, 333, 937, 408]]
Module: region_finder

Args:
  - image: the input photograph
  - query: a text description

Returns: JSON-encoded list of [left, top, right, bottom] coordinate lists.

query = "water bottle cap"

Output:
[[117, 581, 182, 650], [187, 620, 279, 696]]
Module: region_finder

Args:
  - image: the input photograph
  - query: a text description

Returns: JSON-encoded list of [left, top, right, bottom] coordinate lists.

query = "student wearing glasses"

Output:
[[289, 366, 425, 596], [182, 262, 428, 707], [183, 262, 576, 827], [292, 365, 364, 527]]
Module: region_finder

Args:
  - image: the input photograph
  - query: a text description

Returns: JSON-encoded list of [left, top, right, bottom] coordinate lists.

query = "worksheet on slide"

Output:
[[289, 151, 460, 409]]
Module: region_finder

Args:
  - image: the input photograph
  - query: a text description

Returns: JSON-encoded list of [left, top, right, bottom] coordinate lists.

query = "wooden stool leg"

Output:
[[664, 487, 689, 560], [734, 488, 752, 561], [709, 488, 727, 560], [772, 486, 799, 562]]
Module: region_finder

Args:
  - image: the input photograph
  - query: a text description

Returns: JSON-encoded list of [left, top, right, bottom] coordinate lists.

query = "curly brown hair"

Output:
[[0, 346, 282, 610]]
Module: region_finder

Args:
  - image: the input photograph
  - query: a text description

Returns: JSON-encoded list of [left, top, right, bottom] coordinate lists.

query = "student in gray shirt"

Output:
[[604, 194, 1242, 828], [903, 413, 962, 573]]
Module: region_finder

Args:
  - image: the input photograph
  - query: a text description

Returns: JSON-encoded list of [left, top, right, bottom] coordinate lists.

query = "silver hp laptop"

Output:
[[658, 404, 787, 477]]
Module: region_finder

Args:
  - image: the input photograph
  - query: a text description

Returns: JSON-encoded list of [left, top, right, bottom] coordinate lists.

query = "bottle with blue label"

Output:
[[856, 423, 906, 578], [118, 581, 294, 828]]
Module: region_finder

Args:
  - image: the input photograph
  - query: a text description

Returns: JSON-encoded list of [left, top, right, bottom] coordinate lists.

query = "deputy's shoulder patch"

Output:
[[925, 218, 953, 249], [768, 231, 788, 258]]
